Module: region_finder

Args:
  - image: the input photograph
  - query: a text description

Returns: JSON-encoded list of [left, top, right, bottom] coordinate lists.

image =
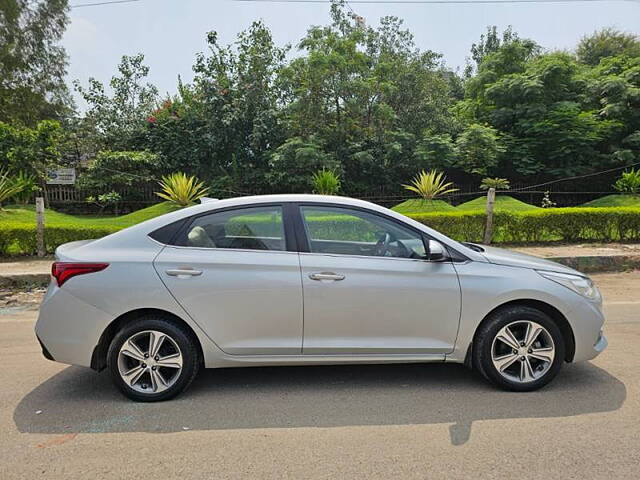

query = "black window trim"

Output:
[[290, 202, 469, 262], [158, 202, 299, 253], [149, 200, 469, 261]]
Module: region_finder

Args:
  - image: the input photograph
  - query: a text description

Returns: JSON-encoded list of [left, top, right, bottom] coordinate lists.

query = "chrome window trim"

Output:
[[160, 244, 299, 256]]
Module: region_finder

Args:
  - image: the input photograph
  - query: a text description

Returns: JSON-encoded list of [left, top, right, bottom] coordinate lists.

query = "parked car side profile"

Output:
[[35, 194, 607, 401]]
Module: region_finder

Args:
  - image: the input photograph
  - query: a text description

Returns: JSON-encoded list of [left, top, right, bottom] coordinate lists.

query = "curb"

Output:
[[549, 255, 640, 274], [0, 273, 50, 288]]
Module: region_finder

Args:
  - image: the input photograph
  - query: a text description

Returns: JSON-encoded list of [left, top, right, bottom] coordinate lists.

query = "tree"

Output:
[[455, 124, 505, 176], [279, 2, 457, 195], [414, 132, 457, 171], [187, 21, 289, 192], [0, 120, 63, 180], [0, 0, 73, 125], [464, 26, 523, 77], [76, 150, 161, 200], [75, 54, 159, 150], [577, 28, 640, 66], [267, 137, 338, 193]]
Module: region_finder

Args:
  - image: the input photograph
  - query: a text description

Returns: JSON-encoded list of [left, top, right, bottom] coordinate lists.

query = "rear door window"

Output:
[[175, 206, 286, 251]]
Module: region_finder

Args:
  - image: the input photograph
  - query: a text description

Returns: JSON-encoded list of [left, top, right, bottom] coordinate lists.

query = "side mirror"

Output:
[[426, 239, 448, 261]]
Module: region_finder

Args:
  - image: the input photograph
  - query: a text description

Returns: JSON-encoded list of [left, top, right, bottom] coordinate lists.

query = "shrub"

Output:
[[405, 207, 640, 243], [614, 168, 640, 194], [311, 168, 341, 195], [480, 177, 510, 190], [76, 151, 161, 200], [2, 207, 640, 256], [403, 170, 458, 201], [156, 172, 209, 207], [0, 224, 120, 255], [12, 172, 40, 204], [0, 169, 24, 208]]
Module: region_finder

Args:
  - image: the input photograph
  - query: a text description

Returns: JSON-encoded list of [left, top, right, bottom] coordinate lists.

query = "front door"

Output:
[[297, 205, 461, 354], [154, 204, 303, 355]]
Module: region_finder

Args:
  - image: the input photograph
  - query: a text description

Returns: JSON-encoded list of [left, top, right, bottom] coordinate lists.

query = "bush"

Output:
[[2, 207, 640, 256], [406, 207, 640, 243], [0, 224, 120, 255]]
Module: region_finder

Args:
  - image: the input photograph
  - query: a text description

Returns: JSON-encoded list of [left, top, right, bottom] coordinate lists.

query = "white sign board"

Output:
[[46, 168, 76, 185]]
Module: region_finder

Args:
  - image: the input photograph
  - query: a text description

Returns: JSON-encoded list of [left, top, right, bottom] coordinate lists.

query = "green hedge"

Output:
[[1, 207, 640, 256], [409, 207, 640, 243], [0, 224, 120, 255]]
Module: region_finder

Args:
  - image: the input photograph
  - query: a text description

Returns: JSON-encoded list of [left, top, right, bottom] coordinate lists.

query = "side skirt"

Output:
[[204, 353, 448, 369]]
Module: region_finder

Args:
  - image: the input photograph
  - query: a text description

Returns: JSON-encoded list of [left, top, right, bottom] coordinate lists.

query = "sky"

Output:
[[63, 0, 640, 108]]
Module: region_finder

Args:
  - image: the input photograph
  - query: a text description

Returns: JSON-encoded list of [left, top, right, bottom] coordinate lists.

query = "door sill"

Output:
[[208, 352, 447, 368]]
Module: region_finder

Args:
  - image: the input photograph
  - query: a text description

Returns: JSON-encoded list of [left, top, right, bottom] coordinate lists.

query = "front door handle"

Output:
[[165, 268, 203, 277], [309, 272, 345, 281]]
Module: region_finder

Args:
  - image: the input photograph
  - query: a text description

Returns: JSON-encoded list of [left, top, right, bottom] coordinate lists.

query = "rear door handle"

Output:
[[165, 268, 203, 277], [309, 272, 345, 281]]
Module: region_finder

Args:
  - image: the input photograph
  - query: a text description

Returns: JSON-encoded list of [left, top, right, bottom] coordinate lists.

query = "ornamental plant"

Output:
[[156, 172, 209, 207], [613, 168, 640, 195], [311, 168, 341, 195], [402, 170, 458, 201], [0, 169, 25, 209], [12, 172, 40, 204], [480, 177, 510, 191]]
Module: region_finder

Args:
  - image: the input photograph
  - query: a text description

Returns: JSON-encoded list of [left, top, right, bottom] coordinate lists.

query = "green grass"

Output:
[[456, 195, 540, 212], [582, 194, 640, 208], [0, 202, 181, 227], [392, 199, 456, 214]]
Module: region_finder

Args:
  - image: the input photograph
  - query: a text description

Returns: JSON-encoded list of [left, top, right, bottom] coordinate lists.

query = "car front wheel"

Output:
[[107, 315, 200, 401], [473, 306, 566, 392]]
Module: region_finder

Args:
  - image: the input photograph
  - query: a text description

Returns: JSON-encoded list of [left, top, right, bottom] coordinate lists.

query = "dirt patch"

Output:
[[591, 271, 640, 303], [0, 257, 53, 276], [513, 243, 640, 258], [0, 286, 46, 314]]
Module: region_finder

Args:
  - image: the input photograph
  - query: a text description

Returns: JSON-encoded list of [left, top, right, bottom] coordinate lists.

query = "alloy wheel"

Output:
[[117, 330, 184, 394], [490, 320, 555, 383]]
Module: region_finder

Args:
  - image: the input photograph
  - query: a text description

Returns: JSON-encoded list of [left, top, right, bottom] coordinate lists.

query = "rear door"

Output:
[[154, 204, 303, 355], [296, 204, 461, 355]]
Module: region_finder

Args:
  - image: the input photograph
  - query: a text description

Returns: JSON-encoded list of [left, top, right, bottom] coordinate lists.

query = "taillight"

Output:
[[51, 262, 109, 286]]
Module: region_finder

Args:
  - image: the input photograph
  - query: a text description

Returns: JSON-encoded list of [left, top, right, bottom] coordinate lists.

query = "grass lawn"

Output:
[[0, 202, 181, 227], [392, 199, 456, 214], [582, 194, 640, 208], [456, 195, 540, 212]]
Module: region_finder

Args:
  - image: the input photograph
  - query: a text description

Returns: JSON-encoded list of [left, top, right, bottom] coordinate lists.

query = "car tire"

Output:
[[473, 306, 565, 392], [107, 315, 200, 402]]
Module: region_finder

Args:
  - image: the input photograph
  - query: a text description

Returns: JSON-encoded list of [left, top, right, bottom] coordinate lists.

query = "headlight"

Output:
[[537, 270, 601, 301]]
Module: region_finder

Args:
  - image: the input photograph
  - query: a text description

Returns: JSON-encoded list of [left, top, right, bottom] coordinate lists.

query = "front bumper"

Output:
[[568, 297, 608, 362]]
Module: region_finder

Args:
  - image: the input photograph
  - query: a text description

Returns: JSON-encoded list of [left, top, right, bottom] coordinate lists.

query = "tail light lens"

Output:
[[51, 262, 109, 286]]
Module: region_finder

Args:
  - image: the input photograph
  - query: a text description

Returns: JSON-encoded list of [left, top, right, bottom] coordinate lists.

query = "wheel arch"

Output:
[[469, 299, 576, 364], [90, 308, 204, 371]]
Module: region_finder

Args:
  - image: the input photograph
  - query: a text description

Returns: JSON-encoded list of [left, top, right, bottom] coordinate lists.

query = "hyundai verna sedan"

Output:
[[35, 194, 607, 401]]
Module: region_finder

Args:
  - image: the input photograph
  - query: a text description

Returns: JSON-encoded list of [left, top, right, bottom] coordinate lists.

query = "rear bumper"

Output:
[[35, 287, 115, 368], [36, 334, 55, 361]]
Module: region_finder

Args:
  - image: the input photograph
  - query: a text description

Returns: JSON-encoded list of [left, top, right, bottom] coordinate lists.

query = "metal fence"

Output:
[[41, 183, 621, 212]]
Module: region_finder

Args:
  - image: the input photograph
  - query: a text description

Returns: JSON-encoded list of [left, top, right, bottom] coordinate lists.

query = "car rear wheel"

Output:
[[107, 316, 200, 401], [473, 306, 565, 392]]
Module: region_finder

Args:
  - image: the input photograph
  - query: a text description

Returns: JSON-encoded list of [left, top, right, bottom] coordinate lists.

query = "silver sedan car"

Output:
[[36, 194, 607, 401]]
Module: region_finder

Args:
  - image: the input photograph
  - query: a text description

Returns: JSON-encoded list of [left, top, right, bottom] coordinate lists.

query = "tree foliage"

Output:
[[4, 1, 640, 203], [0, 0, 72, 125], [75, 54, 159, 150]]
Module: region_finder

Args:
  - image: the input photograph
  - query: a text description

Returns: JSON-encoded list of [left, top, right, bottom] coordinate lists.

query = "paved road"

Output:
[[1, 273, 638, 479]]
